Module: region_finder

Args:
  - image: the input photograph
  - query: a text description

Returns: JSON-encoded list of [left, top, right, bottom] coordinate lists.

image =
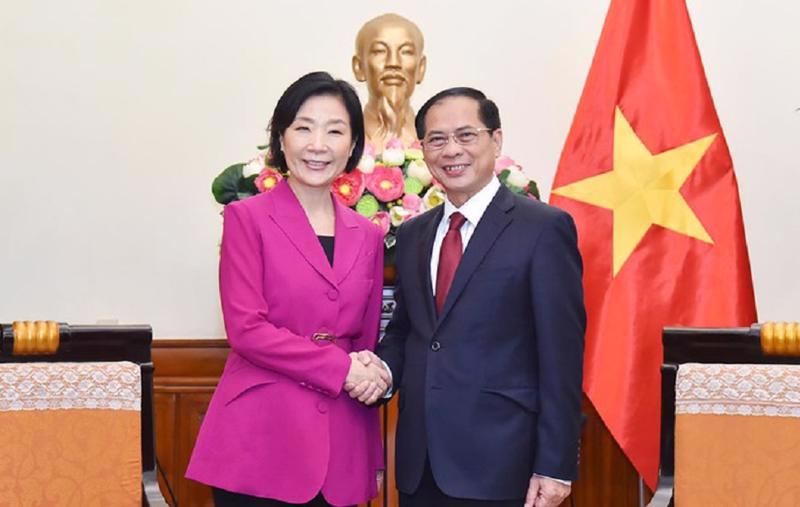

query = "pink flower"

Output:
[[382, 138, 406, 166], [401, 193, 422, 213], [385, 137, 404, 150], [255, 167, 283, 193], [365, 165, 404, 202], [331, 171, 365, 207], [370, 211, 391, 235], [494, 155, 517, 175]]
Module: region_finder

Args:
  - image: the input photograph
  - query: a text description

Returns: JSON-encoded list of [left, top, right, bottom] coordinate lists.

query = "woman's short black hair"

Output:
[[267, 71, 365, 173], [414, 87, 501, 139]]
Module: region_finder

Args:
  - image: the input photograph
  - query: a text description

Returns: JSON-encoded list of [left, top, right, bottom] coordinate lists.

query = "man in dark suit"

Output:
[[350, 87, 585, 507]]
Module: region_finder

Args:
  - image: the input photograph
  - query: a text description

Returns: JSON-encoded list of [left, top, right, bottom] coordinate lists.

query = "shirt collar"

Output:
[[441, 176, 502, 227]]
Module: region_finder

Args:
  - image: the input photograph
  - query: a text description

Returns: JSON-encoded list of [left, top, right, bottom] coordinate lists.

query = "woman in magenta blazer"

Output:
[[187, 72, 386, 507]]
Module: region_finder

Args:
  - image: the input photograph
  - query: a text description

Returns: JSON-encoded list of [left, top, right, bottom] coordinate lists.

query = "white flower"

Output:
[[358, 154, 376, 174], [422, 186, 446, 210], [389, 205, 412, 227], [243, 153, 266, 177], [407, 159, 433, 186], [382, 148, 405, 166], [505, 165, 529, 188]]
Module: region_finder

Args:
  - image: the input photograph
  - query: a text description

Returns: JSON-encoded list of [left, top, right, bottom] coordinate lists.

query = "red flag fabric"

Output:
[[549, 0, 757, 488]]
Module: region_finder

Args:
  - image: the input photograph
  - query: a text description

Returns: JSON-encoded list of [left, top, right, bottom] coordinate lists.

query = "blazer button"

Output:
[[327, 289, 339, 301], [431, 341, 441, 351], [317, 400, 329, 413]]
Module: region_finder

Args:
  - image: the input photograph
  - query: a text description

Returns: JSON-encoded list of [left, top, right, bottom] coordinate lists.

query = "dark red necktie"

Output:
[[435, 212, 466, 314]]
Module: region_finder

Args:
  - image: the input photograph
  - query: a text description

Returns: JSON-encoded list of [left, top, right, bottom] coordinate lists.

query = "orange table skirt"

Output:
[[0, 408, 141, 507]]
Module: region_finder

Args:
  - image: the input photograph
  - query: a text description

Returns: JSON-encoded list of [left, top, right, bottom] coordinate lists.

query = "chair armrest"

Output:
[[645, 476, 673, 507], [142, 470, 169, 507]]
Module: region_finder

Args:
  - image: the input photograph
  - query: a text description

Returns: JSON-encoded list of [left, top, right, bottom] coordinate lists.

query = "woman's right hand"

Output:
[[344, 352, 390, 404]]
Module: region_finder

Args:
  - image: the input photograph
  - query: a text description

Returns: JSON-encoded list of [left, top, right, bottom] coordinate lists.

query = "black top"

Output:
[[317, 235, 334, 266]]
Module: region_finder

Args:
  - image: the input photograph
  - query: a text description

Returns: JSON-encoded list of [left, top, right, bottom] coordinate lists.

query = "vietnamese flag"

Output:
[[549, 0, 757, 489]]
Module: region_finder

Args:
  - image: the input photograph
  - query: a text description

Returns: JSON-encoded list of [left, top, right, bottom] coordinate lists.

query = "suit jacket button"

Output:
[[327, 289, 339, 301], [317, 400, 329, 413], [431, 341, 441, 351]]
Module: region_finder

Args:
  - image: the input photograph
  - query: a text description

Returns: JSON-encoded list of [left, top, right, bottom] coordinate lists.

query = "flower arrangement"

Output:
[[211, 138, 540, 258]]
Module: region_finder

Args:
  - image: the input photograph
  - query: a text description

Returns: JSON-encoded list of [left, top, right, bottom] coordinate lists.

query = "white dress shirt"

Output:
[[430, 177, 501, 293]]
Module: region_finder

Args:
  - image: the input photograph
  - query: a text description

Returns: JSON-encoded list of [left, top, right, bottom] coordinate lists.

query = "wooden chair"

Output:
[[0, 321, 168, 506], [649, 322, 800, 507]]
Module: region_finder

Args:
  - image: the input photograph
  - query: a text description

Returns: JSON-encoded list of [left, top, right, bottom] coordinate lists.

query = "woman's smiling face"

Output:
[[281, 94, 354, 189]]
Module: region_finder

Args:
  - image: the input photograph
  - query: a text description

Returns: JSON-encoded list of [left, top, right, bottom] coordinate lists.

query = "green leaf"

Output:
[[526, 181, 541, 200], [404, 177, 424, 196], [212, 163, 247, 204], [525, 180, 542, 201], [499, 167, 540, 200], [239, 174, 258, 195], [356, 195, 380, 218], [498, 169, 510, 186]]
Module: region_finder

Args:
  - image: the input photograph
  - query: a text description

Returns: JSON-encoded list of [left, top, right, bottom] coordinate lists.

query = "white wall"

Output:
[[1, 1, 798, 337]]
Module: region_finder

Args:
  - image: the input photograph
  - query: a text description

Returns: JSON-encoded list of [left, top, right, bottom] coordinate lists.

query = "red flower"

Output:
[[331, 171, 365, 207], [365, 166, 404, 202], [255, 167, 283, 193]]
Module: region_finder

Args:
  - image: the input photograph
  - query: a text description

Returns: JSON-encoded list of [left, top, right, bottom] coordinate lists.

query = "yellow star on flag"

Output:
[[552, 107, 716, 276]]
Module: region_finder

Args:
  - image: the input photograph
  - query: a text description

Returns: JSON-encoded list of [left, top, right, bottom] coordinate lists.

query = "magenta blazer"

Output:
[[186, 180, 385, 506]]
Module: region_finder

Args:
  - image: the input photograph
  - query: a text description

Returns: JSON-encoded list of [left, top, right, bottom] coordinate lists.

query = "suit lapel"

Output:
[[268, 180, 337, 287], [416, 206, 442, 327], [435, 187, 515, 328], [332, 198, 365, 284]]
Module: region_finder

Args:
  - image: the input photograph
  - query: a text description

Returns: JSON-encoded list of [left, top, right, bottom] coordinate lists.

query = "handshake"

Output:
[[344, 350, 391, 406]]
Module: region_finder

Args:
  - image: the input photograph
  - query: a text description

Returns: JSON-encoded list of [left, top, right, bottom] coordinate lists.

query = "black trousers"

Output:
[[212, 488, 352, 507], [399, 459, 524, 507]]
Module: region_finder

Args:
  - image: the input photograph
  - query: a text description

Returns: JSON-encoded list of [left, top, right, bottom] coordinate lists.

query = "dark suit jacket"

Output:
[[377, 185, 586, 500]]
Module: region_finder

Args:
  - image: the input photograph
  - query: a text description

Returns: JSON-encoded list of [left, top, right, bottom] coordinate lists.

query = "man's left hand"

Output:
[[525, 475, 570, 507]]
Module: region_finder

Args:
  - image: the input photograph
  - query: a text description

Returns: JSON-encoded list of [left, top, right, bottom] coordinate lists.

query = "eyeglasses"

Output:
[[422, 127, 494, 151]]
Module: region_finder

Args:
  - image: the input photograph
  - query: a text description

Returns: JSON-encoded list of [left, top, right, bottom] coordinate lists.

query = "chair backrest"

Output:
[[0, 321, 166, 506], [649, 322, 800, 507]]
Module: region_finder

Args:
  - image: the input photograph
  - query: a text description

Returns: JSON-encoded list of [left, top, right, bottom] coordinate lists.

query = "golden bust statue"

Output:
[[352, 13, 427, 152]]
